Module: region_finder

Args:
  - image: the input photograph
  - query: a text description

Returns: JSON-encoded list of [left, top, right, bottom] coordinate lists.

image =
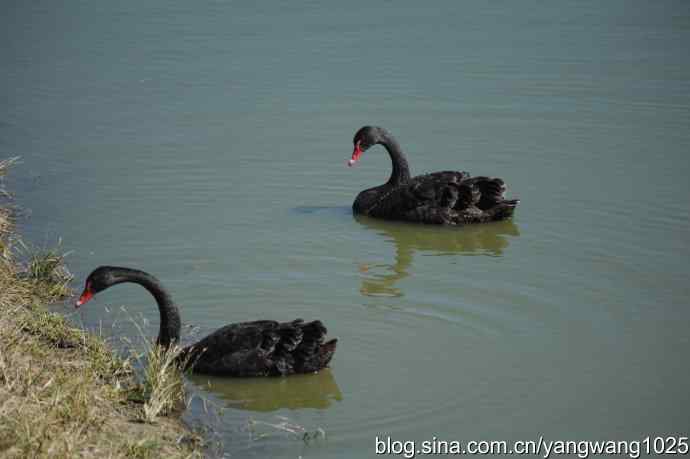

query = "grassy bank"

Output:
[[0, 159, 202, 458]]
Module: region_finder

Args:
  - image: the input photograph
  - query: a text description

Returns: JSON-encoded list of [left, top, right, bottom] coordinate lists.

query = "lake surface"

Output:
[[3, 1, 689, 457]]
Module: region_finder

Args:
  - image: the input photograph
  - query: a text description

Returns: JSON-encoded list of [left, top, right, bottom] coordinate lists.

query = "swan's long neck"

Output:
[[380, 133, 411, 186], [111, 268, 181, 347]]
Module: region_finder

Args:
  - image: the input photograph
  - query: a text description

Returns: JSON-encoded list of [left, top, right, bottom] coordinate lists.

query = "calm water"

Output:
[[3, 1, 690, 457]]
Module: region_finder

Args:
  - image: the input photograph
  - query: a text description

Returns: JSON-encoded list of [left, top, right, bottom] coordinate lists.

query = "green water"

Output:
[[3, 1, 689, 457]]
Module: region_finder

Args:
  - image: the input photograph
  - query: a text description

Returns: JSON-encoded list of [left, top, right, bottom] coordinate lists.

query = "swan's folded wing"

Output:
[[185, 320, 281, 375], [365, 171, 473, 222], [185, 319, 335, 376]]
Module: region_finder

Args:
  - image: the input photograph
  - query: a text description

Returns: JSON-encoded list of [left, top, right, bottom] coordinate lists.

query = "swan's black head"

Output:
[[75, 266, 130, 307], [348, 126, 388, 167]]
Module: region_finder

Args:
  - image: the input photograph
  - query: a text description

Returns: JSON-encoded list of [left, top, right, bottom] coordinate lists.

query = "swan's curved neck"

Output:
[[110, 268, 181, 346], [379, 133, 411, 186]]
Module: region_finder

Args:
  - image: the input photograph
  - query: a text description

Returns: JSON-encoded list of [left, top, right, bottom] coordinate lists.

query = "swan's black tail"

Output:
[[293, 320, 337, 373], [319, 339, 338, 368], [490, 199, 520, 220]]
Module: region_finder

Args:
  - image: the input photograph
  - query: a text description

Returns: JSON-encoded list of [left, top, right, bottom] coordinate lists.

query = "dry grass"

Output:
[[0, 157, 19, 258], [0, 208, 10, 257], [124, 314, 194, 424], [0, 158, 202, 458], [140, 344, 188, 423]]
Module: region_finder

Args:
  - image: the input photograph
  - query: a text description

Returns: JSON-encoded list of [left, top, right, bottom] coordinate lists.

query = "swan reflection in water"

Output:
[[188, 368, 342, 412], [355, 216, 520, 297]]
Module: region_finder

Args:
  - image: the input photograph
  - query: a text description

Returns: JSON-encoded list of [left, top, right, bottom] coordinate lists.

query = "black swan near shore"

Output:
[[347, 126, 519, 225], [76, 266, 337, 377]]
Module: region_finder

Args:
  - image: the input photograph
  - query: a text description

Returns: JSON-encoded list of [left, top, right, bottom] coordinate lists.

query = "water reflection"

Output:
[[355, 216, 520, 297], [292, 205, 351, 216], [188, 369, 342, 412]]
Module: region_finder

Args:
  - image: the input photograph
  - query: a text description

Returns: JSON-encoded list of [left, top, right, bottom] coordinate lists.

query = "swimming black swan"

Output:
[[347, 126, 519, 225], [75, 266, 337, 377]]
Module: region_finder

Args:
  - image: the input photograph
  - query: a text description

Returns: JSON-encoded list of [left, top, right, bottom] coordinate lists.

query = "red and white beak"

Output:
[[75, 281, 94, 308], [348, 141, 364, 167]]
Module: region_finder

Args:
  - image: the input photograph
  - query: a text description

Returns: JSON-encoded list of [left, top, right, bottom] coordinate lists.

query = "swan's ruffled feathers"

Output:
[[358, 171, 518, 225], [182, 319, 336, 376]]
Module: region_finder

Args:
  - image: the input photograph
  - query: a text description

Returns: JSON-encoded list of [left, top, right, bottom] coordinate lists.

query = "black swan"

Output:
[[75, 266, 337, 377], [347, 126, 519, 225]]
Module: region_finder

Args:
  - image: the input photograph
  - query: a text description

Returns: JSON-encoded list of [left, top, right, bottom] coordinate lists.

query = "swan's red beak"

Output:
[[75, 282, 94, 308], [348, 141, 363, 167]]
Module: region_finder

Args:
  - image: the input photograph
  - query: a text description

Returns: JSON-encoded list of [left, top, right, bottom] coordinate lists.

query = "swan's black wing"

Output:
[[358, 171, 518, 225], [182, 319, 337, 377]]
